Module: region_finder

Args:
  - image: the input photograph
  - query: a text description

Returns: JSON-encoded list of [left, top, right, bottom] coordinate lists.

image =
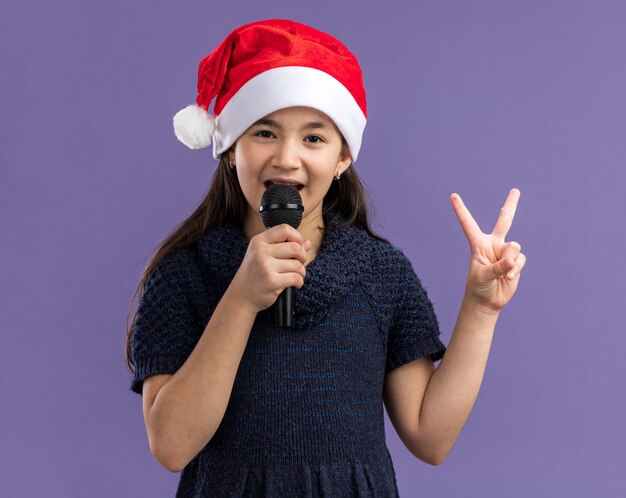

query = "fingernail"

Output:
[[508, 271, 515, 279]]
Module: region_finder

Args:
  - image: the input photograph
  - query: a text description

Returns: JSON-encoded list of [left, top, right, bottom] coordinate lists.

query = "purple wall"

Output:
[[2, 0, 624, 496]]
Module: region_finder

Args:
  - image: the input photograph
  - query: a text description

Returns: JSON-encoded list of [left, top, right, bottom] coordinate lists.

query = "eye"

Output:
[[305, 135, 324, 144], [254, 130, 274, 138]]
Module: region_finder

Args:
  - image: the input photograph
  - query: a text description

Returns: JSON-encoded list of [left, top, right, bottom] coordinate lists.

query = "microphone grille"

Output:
[[260, 184, 304, 229]]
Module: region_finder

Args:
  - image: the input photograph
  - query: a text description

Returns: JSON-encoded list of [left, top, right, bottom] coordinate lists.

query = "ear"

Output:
[[336, 143, 353, 176], [226, 145, 236, 165]]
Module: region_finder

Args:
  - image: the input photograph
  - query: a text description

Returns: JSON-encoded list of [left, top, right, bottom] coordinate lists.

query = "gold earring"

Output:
[[335, 161, 351, 180]]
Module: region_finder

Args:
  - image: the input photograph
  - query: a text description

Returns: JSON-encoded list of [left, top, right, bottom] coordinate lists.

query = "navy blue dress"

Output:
[[130, 211, 447, 497]]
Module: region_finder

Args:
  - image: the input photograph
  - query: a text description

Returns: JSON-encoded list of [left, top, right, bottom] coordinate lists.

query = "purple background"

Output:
[[2, 0, 625, 496]]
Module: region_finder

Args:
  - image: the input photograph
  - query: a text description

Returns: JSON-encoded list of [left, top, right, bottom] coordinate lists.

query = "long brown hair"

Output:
[[124, 141, 390, 375]]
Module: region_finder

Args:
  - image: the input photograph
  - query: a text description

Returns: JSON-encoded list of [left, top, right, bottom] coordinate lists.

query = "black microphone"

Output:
[[259, 184, 304, 327]]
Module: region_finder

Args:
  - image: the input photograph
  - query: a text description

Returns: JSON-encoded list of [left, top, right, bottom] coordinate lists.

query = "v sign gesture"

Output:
[[401, 188, 526, 465], [450, 188, 526, 314]]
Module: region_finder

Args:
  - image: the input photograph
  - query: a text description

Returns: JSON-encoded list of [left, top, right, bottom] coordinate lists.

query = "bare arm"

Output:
[[145, 275, 258, 473], [414, 295, 498, 464], [143, 224, 310, 473], [406, 189, 523, 464]]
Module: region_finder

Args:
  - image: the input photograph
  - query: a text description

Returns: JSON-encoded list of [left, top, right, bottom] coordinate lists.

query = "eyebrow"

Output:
[[250, 118, 331, 132]]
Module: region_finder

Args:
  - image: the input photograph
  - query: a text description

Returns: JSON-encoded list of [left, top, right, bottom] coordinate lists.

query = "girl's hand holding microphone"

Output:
[[230, 224, 312, 314]]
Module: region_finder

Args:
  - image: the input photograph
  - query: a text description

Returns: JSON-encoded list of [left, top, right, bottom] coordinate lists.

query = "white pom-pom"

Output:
[[173, 104, 216, 149]]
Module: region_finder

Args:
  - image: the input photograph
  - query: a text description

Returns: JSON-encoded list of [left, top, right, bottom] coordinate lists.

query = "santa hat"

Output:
[[172, 19, 367, 163]]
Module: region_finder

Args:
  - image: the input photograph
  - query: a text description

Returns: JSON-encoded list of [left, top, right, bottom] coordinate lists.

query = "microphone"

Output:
[[259, 184, 304, 327]]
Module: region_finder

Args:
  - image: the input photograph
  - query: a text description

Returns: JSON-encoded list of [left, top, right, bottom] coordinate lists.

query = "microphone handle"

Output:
[[275, 286, 295, 327]]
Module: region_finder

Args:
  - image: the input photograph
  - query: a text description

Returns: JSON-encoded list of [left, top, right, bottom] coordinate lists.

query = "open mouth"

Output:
[[264, 181, 304, 191]]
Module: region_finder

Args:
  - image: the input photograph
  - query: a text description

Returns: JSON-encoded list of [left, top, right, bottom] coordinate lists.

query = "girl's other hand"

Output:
[[450, 188, 526, 314], [230, 224, 311, 314]]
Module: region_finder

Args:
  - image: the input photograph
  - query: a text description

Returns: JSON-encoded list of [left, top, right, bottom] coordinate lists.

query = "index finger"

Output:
[[264, 223, 305, 245], [492, 188, 520, 240]]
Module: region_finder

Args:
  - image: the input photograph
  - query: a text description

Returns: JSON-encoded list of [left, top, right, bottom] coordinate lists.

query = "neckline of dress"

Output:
[[196, 210, 373, 328]]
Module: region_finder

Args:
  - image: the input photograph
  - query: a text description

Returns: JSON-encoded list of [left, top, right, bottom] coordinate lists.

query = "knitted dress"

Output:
[[130, 210, 447, 497]]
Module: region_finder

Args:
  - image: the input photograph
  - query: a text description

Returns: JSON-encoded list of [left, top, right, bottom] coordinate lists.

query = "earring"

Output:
[[335, 161, 351, 180], [229, 160, 236, 170]]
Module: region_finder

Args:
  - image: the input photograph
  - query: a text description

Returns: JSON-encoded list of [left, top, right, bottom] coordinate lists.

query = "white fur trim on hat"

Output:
[[211, 66, 366, 163], [173, 104, 216, 149]]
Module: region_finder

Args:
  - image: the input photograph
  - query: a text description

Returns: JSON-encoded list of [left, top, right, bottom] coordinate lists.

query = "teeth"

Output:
[[264, 181, 303, 191]]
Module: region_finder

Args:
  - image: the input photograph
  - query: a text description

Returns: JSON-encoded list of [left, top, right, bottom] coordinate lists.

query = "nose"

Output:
[[271, 137, 302, 170]]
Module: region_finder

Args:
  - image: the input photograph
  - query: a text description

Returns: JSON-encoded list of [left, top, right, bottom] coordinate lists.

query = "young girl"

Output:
[[126, 19, 525, 497]]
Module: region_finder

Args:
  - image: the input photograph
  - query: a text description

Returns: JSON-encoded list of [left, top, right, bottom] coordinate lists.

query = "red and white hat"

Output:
[[173, 19, 368, 163]]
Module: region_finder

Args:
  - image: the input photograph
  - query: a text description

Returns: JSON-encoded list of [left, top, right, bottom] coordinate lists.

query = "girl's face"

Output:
[[229, 106, 352, 233]]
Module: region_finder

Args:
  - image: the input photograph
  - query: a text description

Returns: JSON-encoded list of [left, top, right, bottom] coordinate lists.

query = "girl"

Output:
[[125, 19, 526, 497]]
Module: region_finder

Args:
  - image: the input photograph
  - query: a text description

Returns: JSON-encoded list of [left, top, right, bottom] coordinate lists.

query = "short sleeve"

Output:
[[130, 249, 203, 396], [385, 249, 447, 374]]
